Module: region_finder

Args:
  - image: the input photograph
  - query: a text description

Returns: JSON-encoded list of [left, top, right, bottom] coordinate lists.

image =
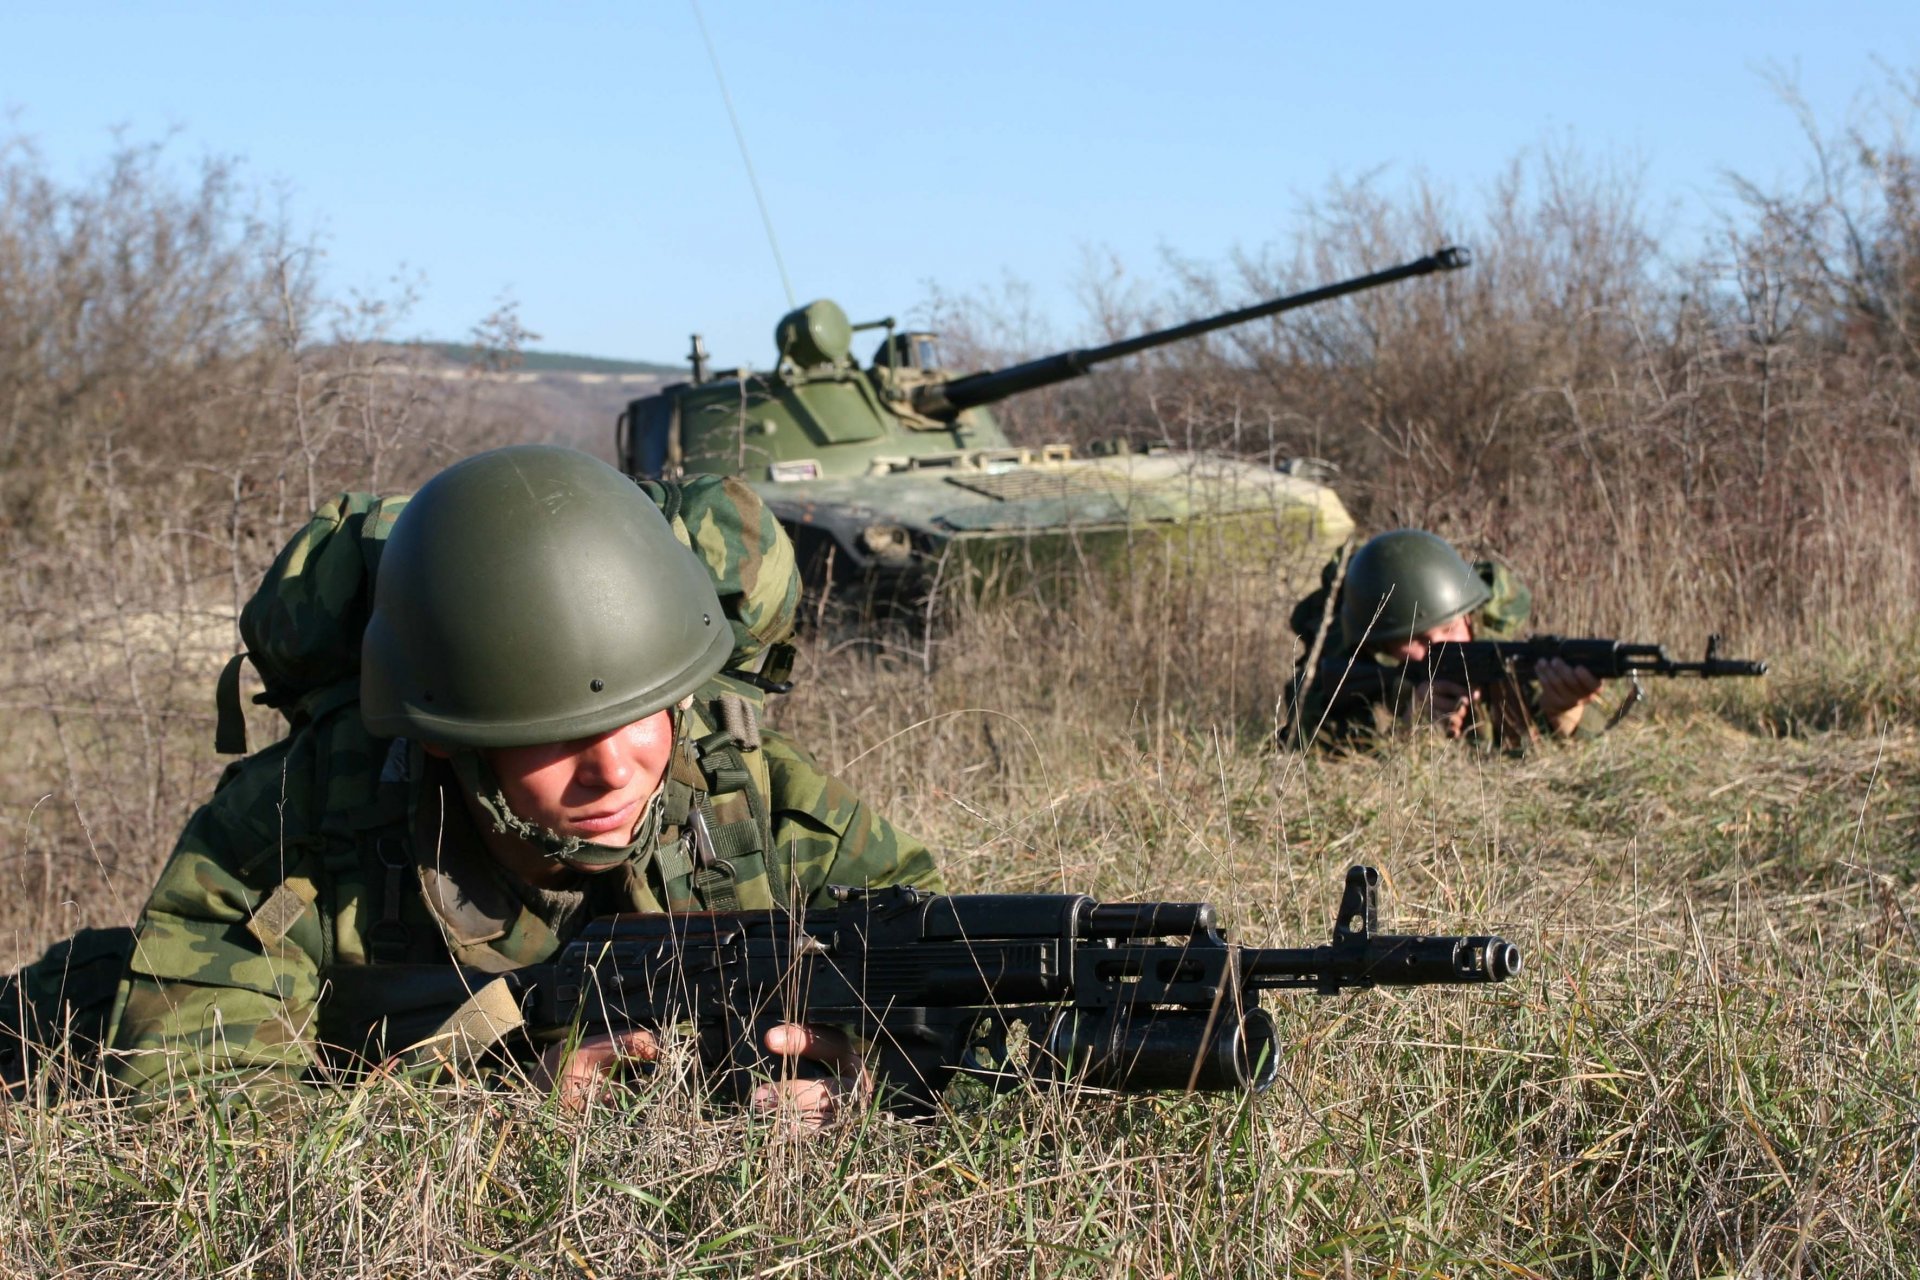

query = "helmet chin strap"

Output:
[[450, 707, 683, 873]]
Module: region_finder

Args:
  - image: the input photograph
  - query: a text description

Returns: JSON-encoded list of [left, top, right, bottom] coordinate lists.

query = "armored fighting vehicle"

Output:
[[617, 248, 1470, 603]]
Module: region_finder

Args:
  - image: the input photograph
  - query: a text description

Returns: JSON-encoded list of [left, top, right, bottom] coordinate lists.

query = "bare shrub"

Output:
[[940, 90, 1920, 668], [0, 137, 514, 965], [0, 93, 1915, 1277]]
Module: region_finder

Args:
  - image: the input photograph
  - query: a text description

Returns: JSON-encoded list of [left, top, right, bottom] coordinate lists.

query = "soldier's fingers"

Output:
[[751, 1073, 868, 1130], [539, 1037, 627, 1111], [764, 1022, 861, 1073], [1539, 661, 1601, 710], [1534, 664, 1569, 703], [751, 1076, 823, 1127], [609, 1028, 661, 1062], [1421, 680, 1477, 723], [1542, 658, 1600, 693]]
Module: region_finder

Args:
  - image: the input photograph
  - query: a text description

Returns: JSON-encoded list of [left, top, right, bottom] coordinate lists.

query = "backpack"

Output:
[[3, 471, 802, 1098]]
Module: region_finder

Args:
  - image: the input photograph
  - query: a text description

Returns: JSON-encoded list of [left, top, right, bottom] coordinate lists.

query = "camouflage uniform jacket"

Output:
[[1285, 557, 1604, 750], [108, 691, 943, 1103]]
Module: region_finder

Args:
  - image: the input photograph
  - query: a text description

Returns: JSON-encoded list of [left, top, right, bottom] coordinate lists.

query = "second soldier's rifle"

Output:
[[1309, 634, 1768, 727], [374, 865, 1521, 1114]]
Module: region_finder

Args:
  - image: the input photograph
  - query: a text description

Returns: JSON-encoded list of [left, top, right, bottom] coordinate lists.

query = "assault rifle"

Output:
[[450, 865, 1520, 1113], [1308, 634, 1766, 720]]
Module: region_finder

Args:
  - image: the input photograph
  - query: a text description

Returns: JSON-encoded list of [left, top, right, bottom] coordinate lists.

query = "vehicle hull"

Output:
[[760, 449, 1353, 605]]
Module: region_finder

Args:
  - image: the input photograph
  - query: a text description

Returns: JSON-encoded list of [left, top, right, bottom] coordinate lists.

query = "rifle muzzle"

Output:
[[1363, 935, 1522, 984]]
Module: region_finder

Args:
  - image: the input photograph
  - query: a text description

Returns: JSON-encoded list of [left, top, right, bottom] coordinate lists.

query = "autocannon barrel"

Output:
[[912, 246, 1471, 418]]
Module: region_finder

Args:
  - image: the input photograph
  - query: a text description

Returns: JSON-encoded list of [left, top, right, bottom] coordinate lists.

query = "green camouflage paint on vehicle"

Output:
[[617, 249, 1473, 603]]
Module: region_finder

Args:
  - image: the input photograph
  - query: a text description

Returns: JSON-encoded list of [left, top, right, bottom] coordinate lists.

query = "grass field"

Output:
[[2, 575, 1915, 1278], [4, 115, 1918, 1276]]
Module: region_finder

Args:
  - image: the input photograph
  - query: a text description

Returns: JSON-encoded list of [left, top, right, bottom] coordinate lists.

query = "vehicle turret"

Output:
[[620, 247, 1468, 486], [615, 247, 1472, 599]]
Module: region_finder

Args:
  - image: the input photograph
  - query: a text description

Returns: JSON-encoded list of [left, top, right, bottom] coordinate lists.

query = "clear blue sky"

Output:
[[3, 2, 1912, 366]]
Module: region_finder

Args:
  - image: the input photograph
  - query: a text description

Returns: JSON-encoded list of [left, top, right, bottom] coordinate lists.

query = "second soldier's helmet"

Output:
[[361, 445, 732, 747], [1339, 529, 1490, 646]]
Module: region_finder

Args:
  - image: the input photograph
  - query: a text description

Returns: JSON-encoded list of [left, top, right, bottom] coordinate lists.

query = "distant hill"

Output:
[[415, 343, 683, 377], [358, 343, 680, 464]]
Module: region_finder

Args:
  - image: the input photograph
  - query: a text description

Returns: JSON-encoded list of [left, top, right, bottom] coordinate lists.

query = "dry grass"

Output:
[[3, 560, 1916, 1278], [4, 98, 1920, 1275]]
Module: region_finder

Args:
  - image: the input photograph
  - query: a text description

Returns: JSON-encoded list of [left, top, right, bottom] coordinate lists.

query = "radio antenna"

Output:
[[689, 0, 796, 308]]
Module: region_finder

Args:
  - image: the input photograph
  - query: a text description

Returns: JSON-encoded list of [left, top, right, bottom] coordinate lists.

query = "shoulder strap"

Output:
[[651, 694, 779, 912]]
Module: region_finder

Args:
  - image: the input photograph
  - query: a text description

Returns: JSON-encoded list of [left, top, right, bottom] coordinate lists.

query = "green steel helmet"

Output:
[[1339, 529, 1491, 646], [361, 445, 733, 748]]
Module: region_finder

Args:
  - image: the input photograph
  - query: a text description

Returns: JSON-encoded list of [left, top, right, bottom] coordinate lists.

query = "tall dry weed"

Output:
[[0, 137, 520, 966], [946, 80, 1920, 669], [1, 92, 1918, 1279]]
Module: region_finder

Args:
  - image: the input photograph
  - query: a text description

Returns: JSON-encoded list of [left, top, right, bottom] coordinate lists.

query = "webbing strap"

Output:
[[689, 794, 740, 911], [662, 703, 778, 912], [715, 693, 761, 750], [701, 706, 774, 865], [695, 730, 753, 794], [693, 865, 739, 911], [214, 654, 250, 755], [662, 776, 694, 829], [698, 795, 763, 863], [651, 835, 697, 911], [405, 976, 527, 1070], [368, 836, 412, 964]]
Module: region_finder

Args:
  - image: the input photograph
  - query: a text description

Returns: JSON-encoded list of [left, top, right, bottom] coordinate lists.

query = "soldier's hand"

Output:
[[1535, 658, 1603, 736], [536, 1027, 660, 1111], [1412, 678, 1478, 738], [753, 1022, 871, 1131]]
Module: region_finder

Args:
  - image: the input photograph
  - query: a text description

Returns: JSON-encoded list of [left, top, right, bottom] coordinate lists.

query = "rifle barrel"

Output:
[[1243, 934, 1522, 991]]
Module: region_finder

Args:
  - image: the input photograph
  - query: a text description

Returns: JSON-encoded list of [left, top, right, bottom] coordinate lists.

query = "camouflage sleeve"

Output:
[[110, 754, 327, 1105], [761, 730, 945, 905]]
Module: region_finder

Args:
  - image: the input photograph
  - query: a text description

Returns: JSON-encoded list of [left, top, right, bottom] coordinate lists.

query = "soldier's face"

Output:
[[1377, 613, 1473, 664], [485, 710, 677, 856]]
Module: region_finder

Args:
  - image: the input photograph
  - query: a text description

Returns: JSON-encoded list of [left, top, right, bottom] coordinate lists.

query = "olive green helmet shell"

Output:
[[1339, 529, 1491, 645], [361, 445, 733, 748]]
